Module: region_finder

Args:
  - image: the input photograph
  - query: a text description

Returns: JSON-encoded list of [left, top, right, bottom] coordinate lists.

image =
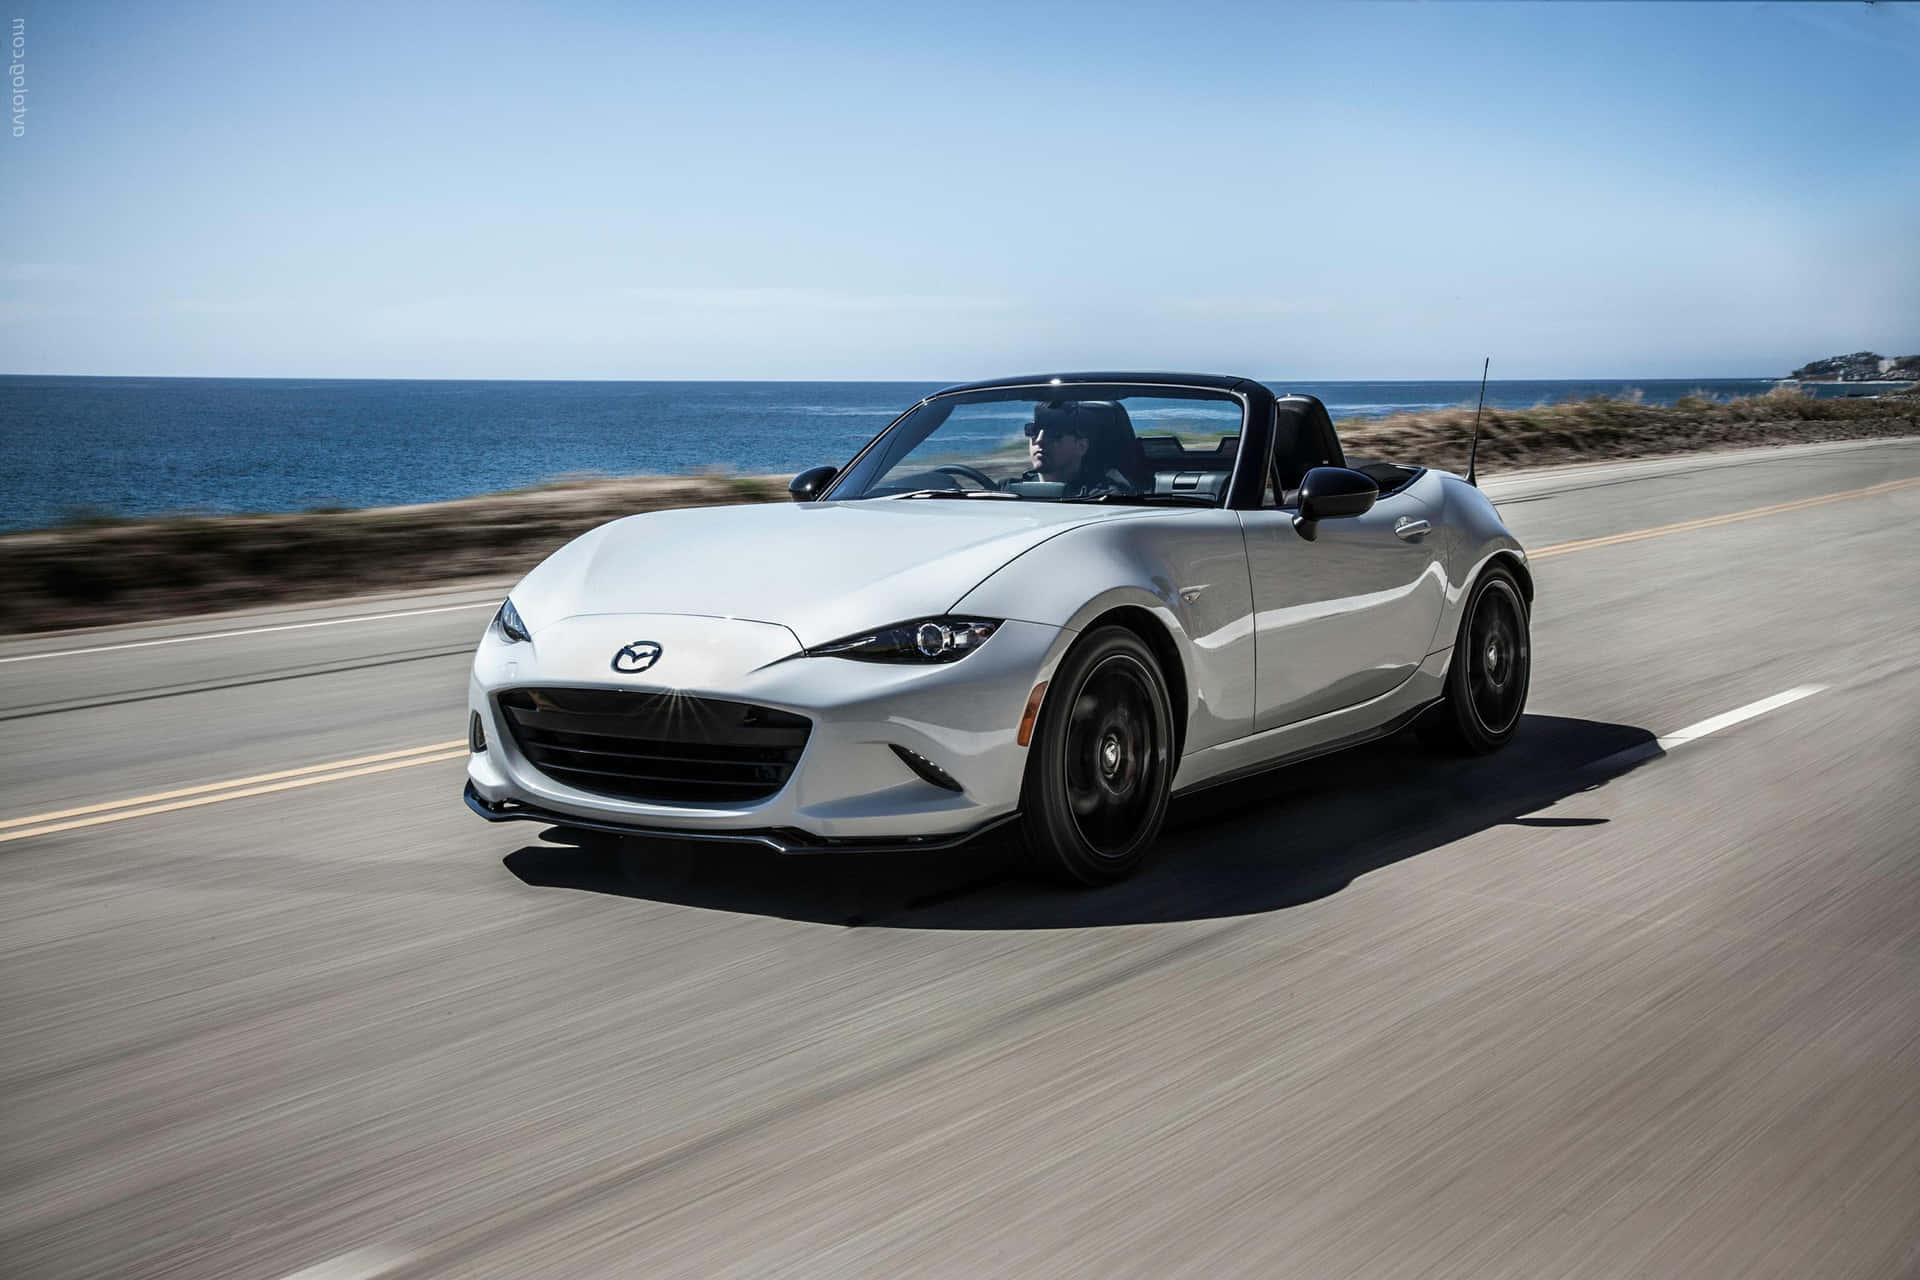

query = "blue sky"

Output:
[[1, 0, 1915, 379]]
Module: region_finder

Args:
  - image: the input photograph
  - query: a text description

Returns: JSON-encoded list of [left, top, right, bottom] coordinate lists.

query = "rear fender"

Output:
[[1430, 473, 1530, 649]]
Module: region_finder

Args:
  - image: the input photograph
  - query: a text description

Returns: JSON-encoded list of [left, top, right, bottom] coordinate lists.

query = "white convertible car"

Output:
[[465, 373, 1532, 884]]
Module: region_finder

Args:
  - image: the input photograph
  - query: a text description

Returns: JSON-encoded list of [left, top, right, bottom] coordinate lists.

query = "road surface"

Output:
[[3, 438, 1918, 1278]]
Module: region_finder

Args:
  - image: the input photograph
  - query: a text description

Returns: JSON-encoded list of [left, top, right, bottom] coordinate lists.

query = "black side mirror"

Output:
[[1293, 466, 1378, 541], [788, 465, 839, 502]]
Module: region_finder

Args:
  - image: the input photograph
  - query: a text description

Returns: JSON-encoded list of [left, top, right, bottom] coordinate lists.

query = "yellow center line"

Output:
[[3, 469, 1917, 845], [0, 749, 470, 845], [0, 740, 466, 830], [1530, 475, 1920, 559]]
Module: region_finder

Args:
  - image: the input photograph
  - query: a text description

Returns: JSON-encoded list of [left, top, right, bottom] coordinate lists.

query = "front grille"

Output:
[[496, 687, 812, 805]]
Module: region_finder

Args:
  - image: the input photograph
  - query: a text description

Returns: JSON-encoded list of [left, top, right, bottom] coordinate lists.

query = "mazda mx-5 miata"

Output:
[[465, 373, 1532, 884]]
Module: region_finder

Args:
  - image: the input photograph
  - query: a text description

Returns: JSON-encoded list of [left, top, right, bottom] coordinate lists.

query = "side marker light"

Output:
[[1017, 681, 1048, 747]]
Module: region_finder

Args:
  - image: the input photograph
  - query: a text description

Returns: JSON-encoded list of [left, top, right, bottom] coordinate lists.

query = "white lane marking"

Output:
[[1587, 684, 1828, 773], [0, 602, 497, 665], [278, 1246, 415, 1280], [1657, 684, 1829, 745]]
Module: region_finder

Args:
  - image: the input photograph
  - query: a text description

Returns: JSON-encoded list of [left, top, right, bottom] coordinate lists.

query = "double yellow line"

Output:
[[3, 471, 1916, 845], [1530, 474, 1920, 560], [0, 741, 466, 845]]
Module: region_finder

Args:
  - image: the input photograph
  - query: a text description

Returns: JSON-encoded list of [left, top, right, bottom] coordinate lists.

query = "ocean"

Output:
[[0, 375, 1830, 532]]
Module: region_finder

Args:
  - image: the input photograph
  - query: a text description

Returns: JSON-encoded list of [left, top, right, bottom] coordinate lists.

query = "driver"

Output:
[[1019, 402, 1135, 496]]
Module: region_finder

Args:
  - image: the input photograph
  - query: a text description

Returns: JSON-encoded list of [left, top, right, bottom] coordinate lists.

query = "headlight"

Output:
[[494, 598, 532, 643], [811, 617, 1000, 663]]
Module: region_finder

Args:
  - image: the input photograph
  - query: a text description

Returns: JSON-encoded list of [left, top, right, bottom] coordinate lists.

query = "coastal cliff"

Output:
[[1788, 352, 1920, 382]]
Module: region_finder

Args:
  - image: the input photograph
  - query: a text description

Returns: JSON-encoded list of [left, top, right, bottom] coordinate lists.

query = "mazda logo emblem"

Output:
[[612, 641, 663, 674]]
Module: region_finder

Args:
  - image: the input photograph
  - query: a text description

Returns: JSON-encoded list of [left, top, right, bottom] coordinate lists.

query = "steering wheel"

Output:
[[933, 464, 1002, 492]]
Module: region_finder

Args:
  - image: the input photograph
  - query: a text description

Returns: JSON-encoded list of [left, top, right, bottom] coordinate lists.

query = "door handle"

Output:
[[1394, 518, 1432, 541]]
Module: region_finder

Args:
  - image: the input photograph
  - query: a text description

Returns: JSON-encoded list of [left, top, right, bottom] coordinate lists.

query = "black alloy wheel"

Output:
[[1020, 626, 1176, 885], [1419, 563, 1531, 754]]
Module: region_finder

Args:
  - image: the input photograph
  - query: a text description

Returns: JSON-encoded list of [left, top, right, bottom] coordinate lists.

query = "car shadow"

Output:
[[503, 713, 1657, 930]]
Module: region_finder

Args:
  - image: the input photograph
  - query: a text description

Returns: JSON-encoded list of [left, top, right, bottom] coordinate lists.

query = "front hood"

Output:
[[512, 499, 1168, 647]]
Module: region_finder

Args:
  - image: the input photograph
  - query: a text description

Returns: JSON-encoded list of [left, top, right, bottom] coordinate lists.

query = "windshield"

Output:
[[826, 383, 1245, 506]]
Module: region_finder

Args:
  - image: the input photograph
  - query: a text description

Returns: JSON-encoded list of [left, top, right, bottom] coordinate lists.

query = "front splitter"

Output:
[[464, 782, 1019, 856]]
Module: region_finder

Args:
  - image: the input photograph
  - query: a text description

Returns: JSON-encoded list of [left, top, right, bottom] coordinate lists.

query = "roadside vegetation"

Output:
[[1337, 384, 1918, 474], [4, 388, 1914, 635]]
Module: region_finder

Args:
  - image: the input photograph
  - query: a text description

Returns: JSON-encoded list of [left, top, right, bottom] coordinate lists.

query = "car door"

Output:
[[1238, 471, 1446, 734]]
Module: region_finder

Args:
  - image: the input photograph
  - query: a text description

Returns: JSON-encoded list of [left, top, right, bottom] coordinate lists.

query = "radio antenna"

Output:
[[1466, 356, 1490, 487]]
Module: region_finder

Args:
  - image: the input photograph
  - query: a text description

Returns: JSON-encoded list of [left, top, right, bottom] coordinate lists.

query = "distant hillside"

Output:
[[1789, 351, 1920, 382]]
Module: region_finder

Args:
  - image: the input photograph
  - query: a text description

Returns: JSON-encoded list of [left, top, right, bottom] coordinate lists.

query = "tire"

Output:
[[1418, 563, 1531, 754], [1019, 626, 1176, 885]]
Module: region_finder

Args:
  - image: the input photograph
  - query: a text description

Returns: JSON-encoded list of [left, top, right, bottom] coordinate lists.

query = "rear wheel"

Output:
[[1419, 563, 1531, 754], [1019, 627, 1176, 885]]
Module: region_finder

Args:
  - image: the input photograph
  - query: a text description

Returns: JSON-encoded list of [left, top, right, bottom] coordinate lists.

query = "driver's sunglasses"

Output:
[[1022, 422, 1080, 440]]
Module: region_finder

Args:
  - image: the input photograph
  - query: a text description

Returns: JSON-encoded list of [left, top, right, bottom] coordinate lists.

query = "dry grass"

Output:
[[1337, 385, 1918, 475], [0, 474, 791, 634], [3, 389, 1915, 635]]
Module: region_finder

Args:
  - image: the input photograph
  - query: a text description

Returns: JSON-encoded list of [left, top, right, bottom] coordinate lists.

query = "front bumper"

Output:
[[465, 612, 1068, 847]]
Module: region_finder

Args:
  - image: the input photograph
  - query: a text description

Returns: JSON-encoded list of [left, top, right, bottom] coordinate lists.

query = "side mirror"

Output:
[[788, 465, 839, 503], [1293, 466, 1378, 541]]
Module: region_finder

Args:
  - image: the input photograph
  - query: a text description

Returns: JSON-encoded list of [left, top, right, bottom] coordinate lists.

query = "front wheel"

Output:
[[1019, 627, 1176, 885], [1418, 563, 1531, 754]]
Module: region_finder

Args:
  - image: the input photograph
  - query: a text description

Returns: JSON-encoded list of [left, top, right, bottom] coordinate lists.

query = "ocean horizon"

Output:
[[0, 373, 1858, 532]]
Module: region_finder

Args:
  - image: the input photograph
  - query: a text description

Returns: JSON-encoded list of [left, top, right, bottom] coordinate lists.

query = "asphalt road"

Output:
[[3, 438, 1918, 1279]]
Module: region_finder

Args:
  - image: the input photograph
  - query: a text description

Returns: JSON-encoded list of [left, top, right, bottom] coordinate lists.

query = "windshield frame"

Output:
[[820, 378, 1256, 508]]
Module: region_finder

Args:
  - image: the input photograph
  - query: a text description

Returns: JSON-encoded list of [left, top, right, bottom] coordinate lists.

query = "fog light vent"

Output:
[[889, 744, 962, 793], [469, 711, 487, 753]]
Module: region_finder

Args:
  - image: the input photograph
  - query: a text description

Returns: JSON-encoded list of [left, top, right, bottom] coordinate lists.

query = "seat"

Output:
[[1271, 394, 1346, 494]]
